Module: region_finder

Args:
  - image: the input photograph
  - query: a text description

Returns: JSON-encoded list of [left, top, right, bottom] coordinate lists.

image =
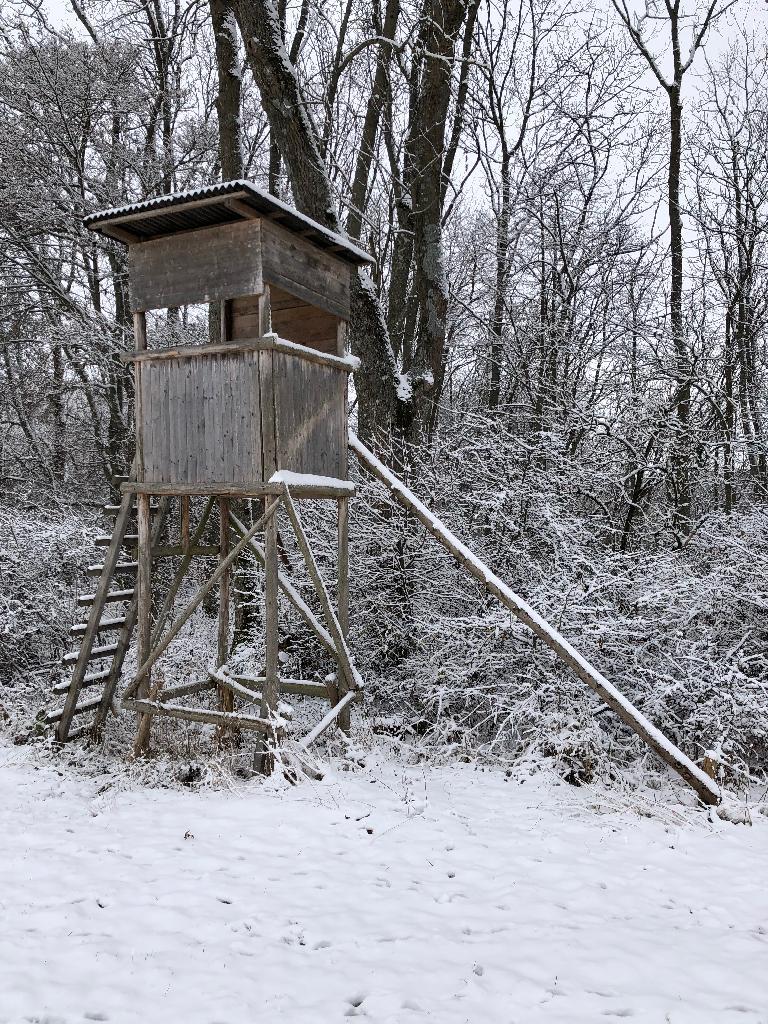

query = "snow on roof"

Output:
[[83, 180, 374, 266]]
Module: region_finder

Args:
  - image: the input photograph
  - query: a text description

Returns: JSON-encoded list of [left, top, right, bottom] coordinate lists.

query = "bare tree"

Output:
[[610, 0, 738, 532]]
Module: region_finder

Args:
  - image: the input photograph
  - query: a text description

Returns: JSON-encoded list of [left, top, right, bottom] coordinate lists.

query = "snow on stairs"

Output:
[[45, 488, 168, 741]]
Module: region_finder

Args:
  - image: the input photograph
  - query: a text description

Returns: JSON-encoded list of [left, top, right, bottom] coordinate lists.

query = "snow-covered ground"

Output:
[[1, 739, 766, 1024]]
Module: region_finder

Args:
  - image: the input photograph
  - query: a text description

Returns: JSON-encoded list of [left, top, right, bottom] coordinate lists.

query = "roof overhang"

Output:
[[84, 180, 374, 267]]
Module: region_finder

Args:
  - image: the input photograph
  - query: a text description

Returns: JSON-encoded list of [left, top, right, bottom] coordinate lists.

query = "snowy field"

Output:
[[1, 738, 766, 1024]]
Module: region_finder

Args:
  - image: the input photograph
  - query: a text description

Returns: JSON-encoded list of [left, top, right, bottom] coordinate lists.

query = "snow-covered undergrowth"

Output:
[[1, 736, 766, 1024], [347, 417, 768, 787]]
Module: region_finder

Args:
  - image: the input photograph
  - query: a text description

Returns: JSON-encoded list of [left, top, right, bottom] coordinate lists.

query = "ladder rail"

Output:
[[56, 490, 135, 741], [92, 496, 170, 735]]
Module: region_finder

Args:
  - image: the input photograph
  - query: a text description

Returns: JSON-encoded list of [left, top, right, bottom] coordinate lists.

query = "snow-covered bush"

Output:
[[0, 504, 99, 718], [346, 414, 768, 786]]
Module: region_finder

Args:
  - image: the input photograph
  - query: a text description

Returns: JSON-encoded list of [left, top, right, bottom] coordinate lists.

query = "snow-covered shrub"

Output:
[[346, 414, 768, 786], [0, 504, 99, 718]]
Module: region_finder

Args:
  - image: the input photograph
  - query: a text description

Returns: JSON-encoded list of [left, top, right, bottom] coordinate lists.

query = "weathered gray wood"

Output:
[[350, 432, 721, 807], [56, 489, 135, 742], [77, 588, 135, 607], [122, 480, 353, 498], [46, 694, 103, 725], [261, 218, 350, 319], [122, 698, 282, 734], [156, 678, 217, 701], [129, 220, 263, 311], [225, 197, 260, 220], [62, 642, 118, 665], [134, 492, 154, 753], [258, 496, 280, 775], [209, 670, 293, 720], [92, 497, 171, 736], [181, 496, 190, 551], [134, 310, 147, 351], [259, 348, 278, 482], [271, 353, 346, 479], [337, 495, 351, 733], [127, 339, 353, 489], [300, 691, 357, 748], [233, 675, 362, 700], [71, 616, 126, 635], [218, 497, 232, 716], [233, 286, 339, 353]]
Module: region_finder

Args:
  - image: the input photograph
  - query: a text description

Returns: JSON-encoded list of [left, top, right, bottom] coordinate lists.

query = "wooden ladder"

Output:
[[46, 486, 168, 741]]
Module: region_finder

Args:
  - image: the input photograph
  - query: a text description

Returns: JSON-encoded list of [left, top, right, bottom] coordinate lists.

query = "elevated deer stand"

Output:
[[57, 181, 372, 771]]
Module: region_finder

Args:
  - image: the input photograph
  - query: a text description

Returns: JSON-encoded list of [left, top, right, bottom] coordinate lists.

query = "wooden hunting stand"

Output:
[[46, 182, 721, 805], [49, 181, 372, 770]]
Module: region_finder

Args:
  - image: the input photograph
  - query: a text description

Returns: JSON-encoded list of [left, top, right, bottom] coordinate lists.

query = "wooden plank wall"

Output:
[[231, 287, 340, 355], [129, 220, 263, 311], [139, 350, 262, 485], [267, 350, 346, 480], [260, 219, 350, 319], [137, 349, 346, 486]]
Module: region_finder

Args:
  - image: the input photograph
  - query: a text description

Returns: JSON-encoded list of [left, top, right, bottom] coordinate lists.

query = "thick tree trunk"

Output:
[[403, 0, 469, 442], [210, 0, 244, 180]]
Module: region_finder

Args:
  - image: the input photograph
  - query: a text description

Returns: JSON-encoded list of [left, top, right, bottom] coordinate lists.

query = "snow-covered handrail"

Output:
[[350, 432, 720, 807]]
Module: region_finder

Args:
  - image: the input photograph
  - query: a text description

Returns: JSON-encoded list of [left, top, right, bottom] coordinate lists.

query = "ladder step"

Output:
[[95, 534, 139, 546], [77, 588, 135, 607], [62, 642, 118, 665], [71, 617, 126, 636], [53, 668, 111, 694], [44, 693, 103, 724], [103, 503, 159, 514], [86, 562, 138, 576]]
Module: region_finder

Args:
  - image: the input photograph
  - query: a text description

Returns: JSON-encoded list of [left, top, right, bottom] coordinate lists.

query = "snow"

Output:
[[265, 332, 361, 371], [349, 433, 720, 806], [1, 740, 766, 1024], [268, 469, 355, 492]]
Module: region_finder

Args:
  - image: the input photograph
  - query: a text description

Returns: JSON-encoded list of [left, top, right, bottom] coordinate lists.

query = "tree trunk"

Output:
[[210, 0, 244, 180], [668, 85, 692, 531]]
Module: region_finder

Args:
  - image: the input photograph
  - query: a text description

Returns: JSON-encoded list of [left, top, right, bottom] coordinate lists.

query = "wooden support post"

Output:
[[133, 310, 147, 351], [134, 493, 153, 755], [258, 284, 271, 338], [220, 298, 233, 342], [181, 496, 190, 553], [218, 497, 233, 715], [337, 495, 351, 733], [257, 496, 280, 774]]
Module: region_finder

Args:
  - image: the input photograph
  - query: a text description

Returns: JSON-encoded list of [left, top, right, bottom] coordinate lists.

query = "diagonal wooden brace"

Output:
[[279, 484, 364, 693], [122, 499, 280, 701]]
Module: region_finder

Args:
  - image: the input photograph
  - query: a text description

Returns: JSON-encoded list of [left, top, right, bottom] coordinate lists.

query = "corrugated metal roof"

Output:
[[84, 180, 373, 265]]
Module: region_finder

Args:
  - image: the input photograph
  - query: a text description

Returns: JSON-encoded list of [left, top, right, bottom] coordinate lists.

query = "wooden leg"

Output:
[[217, 497, 232, 714], [257, 496, 279, 774], [337, 496, 351, 734], [134, 493, 153, 755], [181, 496, 190, 553]]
